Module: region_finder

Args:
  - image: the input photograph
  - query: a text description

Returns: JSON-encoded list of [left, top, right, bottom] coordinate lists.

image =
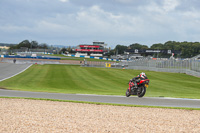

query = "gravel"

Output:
[[0, 98, 200, 133]]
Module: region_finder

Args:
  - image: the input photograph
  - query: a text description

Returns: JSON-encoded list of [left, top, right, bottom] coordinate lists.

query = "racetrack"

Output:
[[0, 62, 200, 108], [0, 89, 200, 108], [1, 62, 200, 132], [0, 63, 32, 82]]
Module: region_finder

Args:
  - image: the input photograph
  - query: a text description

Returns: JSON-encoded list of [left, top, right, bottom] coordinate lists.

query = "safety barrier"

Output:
[[1, 55, 60, 60]]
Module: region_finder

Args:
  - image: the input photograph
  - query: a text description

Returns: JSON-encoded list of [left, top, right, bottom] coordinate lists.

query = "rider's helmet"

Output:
[[140, 72, 146, 78]]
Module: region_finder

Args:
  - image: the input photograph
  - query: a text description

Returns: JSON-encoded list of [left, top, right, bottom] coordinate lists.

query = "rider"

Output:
[[130, 72, 147, 90]]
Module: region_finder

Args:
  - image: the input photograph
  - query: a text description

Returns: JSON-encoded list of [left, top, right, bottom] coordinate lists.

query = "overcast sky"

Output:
[[0, 0, 200, 48]]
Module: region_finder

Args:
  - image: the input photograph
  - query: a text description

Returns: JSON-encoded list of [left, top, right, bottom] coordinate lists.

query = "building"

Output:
[[75, 42, 107, 57], [0, 46, 10, 50], [125, 49, 181, 55]]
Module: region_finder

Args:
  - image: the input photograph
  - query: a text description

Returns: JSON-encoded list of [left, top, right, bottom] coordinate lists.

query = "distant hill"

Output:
[[0, 43, 17, 46]]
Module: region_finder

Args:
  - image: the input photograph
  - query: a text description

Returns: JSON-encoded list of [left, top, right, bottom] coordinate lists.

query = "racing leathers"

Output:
[[130, 75, 147, 90]]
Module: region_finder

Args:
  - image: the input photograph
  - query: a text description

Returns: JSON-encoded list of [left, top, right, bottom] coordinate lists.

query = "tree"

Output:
[[141, 45, 149, 49], [39, 43, 48, 49], [59, 47, 67, 54], [17, 40, 31, 49], [114, 45, 128, 54], [30, 41, 38, 49], [193, 42, 200, 56], [150, 43, 164, 49], [67, 46, 72, 53], [129, 43, 148, 49], [106, 49, 115, 57]]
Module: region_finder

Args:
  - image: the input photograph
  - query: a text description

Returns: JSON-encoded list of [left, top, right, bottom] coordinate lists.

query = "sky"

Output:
[[0, 0, 200, 48]]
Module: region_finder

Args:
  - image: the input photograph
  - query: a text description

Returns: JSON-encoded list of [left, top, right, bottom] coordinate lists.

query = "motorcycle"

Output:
[[126, 78, 150, 98]]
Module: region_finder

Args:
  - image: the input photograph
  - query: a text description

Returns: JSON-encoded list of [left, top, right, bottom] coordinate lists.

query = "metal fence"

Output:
[[127, 59, 200, 77], [83, 59, 200, 77]]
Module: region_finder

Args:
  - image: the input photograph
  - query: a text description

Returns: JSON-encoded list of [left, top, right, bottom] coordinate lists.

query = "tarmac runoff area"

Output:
[[0, 63, 32, 82], [0, 62, 200, 109], [1, 89, 200, 108]]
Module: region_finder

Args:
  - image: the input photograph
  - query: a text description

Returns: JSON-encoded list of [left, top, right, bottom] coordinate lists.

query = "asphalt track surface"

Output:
[[0, 63, 32, 82], [0, 63, 200, 108]]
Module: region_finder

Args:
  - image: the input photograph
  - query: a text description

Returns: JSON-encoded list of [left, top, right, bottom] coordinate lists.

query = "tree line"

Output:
[[113, 41, 200, 58], [8, 40, 75, 54], [7, 40, 200, 58], [9, 40, 49, 49]]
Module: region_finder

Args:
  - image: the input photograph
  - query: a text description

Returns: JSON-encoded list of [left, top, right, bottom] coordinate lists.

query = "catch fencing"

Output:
[[83, 59, 200, 77], [127, 59, 200, 77]]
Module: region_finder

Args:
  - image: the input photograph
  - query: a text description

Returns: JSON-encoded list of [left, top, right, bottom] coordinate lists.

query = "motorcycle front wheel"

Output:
[[126, 88, 131, 97], [137, 86, 146, 98]]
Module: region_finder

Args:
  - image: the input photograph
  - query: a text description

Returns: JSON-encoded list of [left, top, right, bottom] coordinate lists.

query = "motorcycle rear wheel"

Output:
[[126, 88, 131, 97]]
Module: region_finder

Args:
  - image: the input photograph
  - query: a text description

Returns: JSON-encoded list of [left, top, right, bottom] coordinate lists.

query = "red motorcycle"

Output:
[[126, 78, 150, 98]]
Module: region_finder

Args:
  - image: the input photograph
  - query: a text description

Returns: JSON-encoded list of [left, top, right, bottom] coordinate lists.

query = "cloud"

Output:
[[115, 0, 133, 4], [59, 0, 69, 2], [163, 0, 180, 12]]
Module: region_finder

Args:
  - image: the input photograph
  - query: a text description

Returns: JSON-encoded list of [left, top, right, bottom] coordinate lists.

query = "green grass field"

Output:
[[0, 64, 200, 99]]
